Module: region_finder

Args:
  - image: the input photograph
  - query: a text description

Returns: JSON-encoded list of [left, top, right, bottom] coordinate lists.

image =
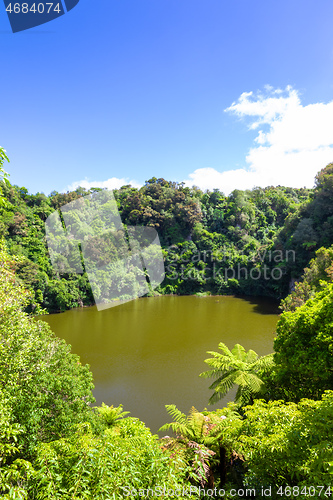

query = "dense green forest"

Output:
[[1, 148, 333, 498], [0, 146, 327, 313]]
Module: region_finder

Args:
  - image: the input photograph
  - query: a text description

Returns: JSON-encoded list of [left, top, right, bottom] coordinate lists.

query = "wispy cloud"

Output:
[[184, 86, 333, 194], [66, 177, 142, 192], [66, 87, 333, 196]]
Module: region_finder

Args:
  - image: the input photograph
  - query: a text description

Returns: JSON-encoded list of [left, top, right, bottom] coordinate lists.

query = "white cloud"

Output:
[[66, 176, 142, 192], [184, 86, 333, 194]]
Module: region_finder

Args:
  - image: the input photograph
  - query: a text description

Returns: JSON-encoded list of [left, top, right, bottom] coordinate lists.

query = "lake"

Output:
[[41, 295, 279, 433]]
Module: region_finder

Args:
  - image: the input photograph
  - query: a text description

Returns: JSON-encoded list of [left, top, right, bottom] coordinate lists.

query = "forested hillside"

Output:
[[3, 156, 333, 313], [1, 150, 333, 498]]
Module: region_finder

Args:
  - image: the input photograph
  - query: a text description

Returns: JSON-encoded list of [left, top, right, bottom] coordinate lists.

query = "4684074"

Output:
[[277, 486, 332, 497], [6, 3, 61, 14]]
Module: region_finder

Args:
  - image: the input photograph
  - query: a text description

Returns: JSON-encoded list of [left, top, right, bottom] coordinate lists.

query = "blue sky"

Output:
[[1, 0, 333, 195]]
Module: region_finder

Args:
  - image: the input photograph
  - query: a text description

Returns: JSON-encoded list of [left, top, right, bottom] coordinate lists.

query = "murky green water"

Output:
[[41, 295, 279, 433]]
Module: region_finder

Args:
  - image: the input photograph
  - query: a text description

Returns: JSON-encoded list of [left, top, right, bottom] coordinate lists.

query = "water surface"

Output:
[[42, 295, 279, 433]]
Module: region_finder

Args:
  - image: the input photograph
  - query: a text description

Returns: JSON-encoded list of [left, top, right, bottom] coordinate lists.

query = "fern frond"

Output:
[[159, 422, 190, 437], [217, 342, 233, 357], [208, 376, 235, 405], [209, 371, 236, 392], [234, 372, 263, 394], [244, 349, 259, 364], [252, 353, 275, 371], [164, 404, 187, 425], [199, 368, 225, 379], [231, 344, 246, 361]]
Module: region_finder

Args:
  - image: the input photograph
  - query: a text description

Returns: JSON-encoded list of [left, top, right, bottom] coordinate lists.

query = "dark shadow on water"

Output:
[[236, 295, 281, 315]]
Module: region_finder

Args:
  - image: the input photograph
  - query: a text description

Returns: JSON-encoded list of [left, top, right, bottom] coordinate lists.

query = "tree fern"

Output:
[[200, 342, 274, 407], [96, 404, 130, 427]]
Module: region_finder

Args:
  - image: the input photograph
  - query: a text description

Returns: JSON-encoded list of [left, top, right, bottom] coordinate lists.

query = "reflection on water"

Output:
[[41, 295, 279, 433]]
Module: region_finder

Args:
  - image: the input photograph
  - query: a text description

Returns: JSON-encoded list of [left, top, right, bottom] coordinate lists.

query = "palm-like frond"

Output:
[[235, 384, 252, 407], [160, 404, 238, 448], [159, 421, 192, 437], [251, 353, 274, 371], [217, 342, 234, 358], [200, 342, 275, 407], [231, 344, 247, 362], [97, 403, 130, 426], [208, 372, 237, 404], [164, 404, 188, 425], [159, 405, 206, 441], [244, 348, 259, 364], [159, 404, 188, 434], [199, 368, 225, 380], [235, 371, 263, 389]]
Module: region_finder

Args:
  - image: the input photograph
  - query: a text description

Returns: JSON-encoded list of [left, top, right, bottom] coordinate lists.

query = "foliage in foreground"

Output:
[[29, 418, 195, 500], [160, 404, 242, 487], [272, 282, 333, 401], [158, 394, 333, 499], [0, 247, 95, 458], [1, 417, 197, 499], [238, 393, 333, 498]]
